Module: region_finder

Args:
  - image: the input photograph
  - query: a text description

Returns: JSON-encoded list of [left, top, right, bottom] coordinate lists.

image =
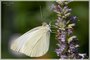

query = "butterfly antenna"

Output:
[[40, 6, 43, 21]]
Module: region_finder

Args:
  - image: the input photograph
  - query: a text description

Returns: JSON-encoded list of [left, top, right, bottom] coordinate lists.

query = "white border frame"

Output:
[[0, 0, 89, 60]]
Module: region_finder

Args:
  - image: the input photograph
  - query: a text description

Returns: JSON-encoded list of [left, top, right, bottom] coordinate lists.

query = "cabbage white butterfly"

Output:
[[10, 22, 51, 57]]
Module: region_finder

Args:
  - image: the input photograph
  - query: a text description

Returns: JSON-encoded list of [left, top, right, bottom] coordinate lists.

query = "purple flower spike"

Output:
[[61, 55, 67, 59], [51, 4, 62, 13], [55, 49, 60, 56], [60, 34, 66, 42], [67, 28, 73, 35], [52, 1, 87, 59], [68, 9, 72, 12], [70, 16, 77, 23]]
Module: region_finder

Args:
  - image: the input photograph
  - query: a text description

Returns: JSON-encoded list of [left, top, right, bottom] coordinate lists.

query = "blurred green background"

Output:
[[1, 1, 89, 59]]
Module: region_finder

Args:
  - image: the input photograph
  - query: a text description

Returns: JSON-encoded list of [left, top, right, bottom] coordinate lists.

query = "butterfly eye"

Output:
[[42, 22, 48, 26]]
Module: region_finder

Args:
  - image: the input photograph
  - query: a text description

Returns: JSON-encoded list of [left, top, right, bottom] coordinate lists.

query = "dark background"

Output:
[[1, 1, 89, 59]]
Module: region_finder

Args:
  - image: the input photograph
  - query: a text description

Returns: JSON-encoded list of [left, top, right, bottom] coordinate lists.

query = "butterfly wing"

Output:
[[10, 26, 50, 57], [21, 29, 50, 57], [10, 26, 42, 52]]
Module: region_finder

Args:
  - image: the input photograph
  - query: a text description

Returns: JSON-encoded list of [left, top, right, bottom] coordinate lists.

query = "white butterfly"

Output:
[[10, 22, 51, 57]]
